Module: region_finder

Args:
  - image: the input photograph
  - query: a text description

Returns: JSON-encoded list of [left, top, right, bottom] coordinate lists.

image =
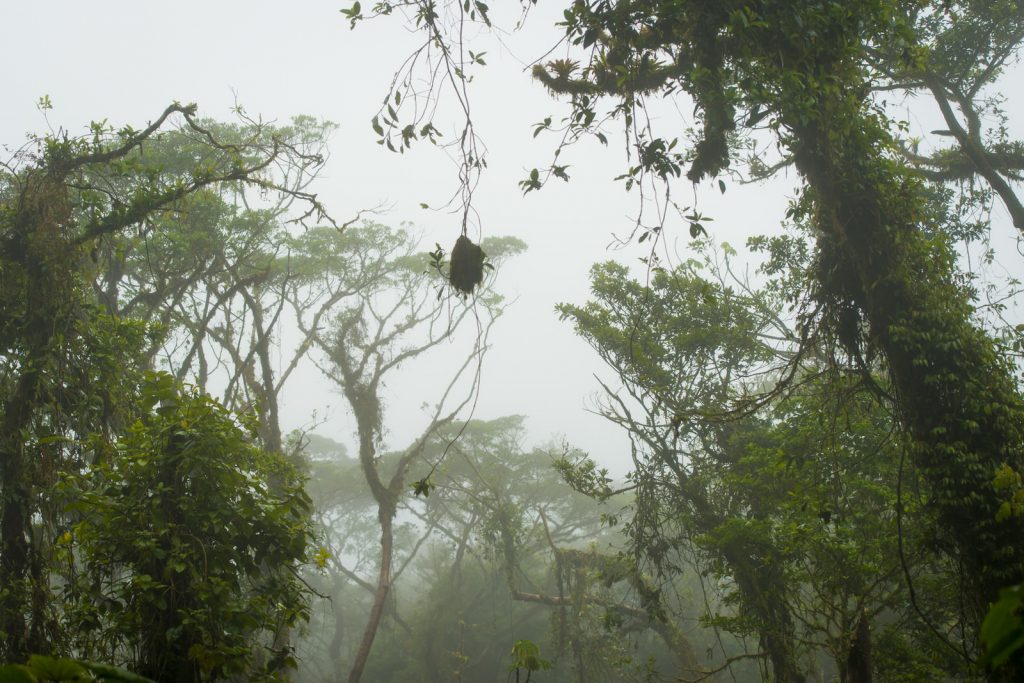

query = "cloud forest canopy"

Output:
[[1, 1, 1023, 680], [347, 0, 1024, 676], [0, 104, 345, 679]]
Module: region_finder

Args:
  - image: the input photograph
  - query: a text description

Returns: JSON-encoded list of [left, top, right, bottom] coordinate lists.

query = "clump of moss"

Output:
[[449, 234, 486, 296]]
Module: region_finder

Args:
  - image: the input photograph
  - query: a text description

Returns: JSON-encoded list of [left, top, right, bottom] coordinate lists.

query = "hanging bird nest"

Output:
[[448, 234, 486, 296]]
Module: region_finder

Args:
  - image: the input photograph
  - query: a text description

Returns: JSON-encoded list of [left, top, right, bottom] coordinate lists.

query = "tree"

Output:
[[291, 222, 524, 682], [557, 245, 967, 680], [418, 417, 701, 681], [349, 0, 1024, 660], [539, 0, 1024, 654], [0, 102, 330, 660], [89, 115, 338, 455], [350, 416, 691, 682], [870, 2, 1024, 231], [297, 437, 435, 681], [297, 448, 380, 680], [62, 372, 313, 681], [559, 253, 807, 681]]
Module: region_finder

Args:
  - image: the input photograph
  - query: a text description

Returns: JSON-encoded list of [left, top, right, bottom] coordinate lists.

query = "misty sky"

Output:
[[3, 1, 1020, 474]]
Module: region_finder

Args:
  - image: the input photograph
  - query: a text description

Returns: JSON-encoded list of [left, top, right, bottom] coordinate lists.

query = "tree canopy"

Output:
[[2, 0, 1024, 680]]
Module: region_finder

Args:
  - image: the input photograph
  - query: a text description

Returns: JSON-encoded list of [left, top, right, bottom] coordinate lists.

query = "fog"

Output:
[[2, 1, 1024, 681], [1, 0, 802, 473]]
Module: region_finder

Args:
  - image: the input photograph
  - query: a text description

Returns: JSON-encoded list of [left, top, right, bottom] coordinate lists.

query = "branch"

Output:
[[924, 70, 1024, 232], [58, 102, 197, 171]]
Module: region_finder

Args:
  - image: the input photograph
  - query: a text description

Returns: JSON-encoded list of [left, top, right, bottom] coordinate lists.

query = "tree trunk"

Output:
[[0, 175, 72, 662], [789, 110, 1024, 622], [686, 472, 805, 682], [0, 360, 42, 661], [345, 378, 396, 683], [328, 575, 347, 672], [723, 546, 805, 683], [347, 509, 394, 683], [0, 412, 31, 660], [842, 608, 872, 683]]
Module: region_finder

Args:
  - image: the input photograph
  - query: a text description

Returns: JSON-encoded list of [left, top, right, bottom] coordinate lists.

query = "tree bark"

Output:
[[0, 174, 73, 661], [721, 544, 805, 683], [345, 378, 396, 683], [328, 575, 347, 671], [347, 509, 394, 683], [790, 111, 1024, 617]]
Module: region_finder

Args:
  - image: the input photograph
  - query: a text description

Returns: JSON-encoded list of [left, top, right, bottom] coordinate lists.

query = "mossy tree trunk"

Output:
[[784, 82, 1024, 625], [539, 0, 1024, 643], [0, 173, 74, 660]]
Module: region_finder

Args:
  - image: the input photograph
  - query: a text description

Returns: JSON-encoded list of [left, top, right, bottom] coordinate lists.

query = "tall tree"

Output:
[[421, 417, 696, 681], [559, 244, 969, 680], [559, 254, 806, 682], [291, 223, 524, 682], [90, 115, 338, 455], [0, 103, 329, 660], [349, 1, 1024, 661], [64, 372, 313, 682]]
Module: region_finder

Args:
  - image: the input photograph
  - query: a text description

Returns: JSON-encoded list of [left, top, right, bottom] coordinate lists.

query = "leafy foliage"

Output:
[[558, 243, 968, 679], [0, 103, 330, 661], [61, 372, 314, 680], [982, 584, 1024, 669], [508, 639, 552, 681], [0, 655, 153, 683], [359, 1, 1024, 669]]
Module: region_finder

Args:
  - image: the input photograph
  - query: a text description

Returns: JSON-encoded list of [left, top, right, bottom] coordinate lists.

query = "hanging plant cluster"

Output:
[[448, 234, 487, 296]]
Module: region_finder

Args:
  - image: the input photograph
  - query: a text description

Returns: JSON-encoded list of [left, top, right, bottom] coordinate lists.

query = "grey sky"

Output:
[[3, 1, 1019, 473]]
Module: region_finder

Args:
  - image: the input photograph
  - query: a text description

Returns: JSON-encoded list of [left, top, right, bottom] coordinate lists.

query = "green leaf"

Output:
[[997, 501, 1012, 522], [26, 656, 87, 682], [0, 665, 37, 683], [411, 477, 435, 497], [518, 168, 542, 194], [509, 639, 552, 672], [982, 585, 1024, 668]]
